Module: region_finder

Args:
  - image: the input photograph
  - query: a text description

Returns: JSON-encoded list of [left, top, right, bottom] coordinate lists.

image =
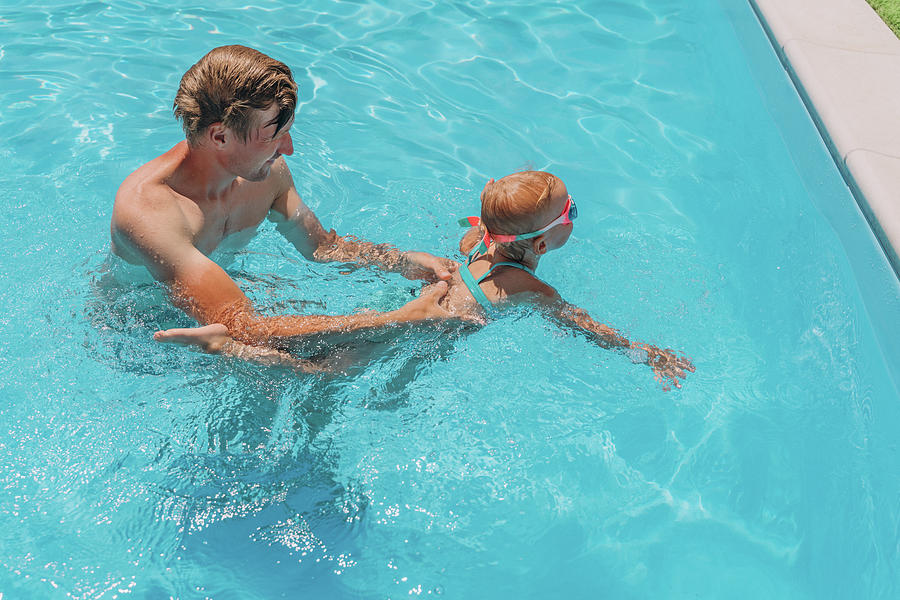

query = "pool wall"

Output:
[[721, 0, 900, 395], [748, 0, 900, 279]]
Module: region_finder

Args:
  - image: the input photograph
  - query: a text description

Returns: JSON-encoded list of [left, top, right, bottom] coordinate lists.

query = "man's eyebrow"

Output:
[[265, 114, 294, 134]]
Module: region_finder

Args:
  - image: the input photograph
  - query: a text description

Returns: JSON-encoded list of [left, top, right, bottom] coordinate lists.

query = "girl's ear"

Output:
[[532, 235, 548, 256]]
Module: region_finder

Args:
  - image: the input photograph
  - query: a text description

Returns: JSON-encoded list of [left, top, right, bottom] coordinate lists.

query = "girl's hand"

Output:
[[637, 344, 695, 391]]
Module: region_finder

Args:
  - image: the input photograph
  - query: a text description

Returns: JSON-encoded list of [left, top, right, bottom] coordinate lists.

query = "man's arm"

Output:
[[153, 324, 327, 372], [268, 161, 457, 281], [112, 186, 451, 348]]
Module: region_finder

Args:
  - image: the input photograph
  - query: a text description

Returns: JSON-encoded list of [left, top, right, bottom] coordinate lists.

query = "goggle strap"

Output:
[[491, 230, 543, 243], [459, 213, 557, 247], [460, 216, 493, 255]]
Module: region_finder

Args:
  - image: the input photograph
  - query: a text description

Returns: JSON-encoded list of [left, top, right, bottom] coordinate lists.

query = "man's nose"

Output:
[[278, 133, 294, 156]]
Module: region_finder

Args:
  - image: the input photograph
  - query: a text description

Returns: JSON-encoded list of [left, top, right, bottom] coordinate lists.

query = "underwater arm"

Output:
[[154, 324, 329, 372], [547, 299, 695, 390], [163, 254, 453, 347]]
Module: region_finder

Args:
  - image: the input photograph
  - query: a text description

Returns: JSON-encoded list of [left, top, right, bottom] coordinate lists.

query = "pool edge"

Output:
[[748, 0, 900, 280]]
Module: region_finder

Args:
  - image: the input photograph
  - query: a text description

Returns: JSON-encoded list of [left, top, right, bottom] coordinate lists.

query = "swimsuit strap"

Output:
[[459, 254, 492, 310], [473, 260, 535, 284], [459, 248, 536, 310]]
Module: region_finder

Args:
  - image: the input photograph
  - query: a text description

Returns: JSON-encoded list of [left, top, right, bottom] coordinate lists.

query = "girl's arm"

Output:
[[544, 298, 695, 390]]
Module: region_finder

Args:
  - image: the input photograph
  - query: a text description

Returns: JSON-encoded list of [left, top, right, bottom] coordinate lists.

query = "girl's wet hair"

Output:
[[480, 170, 562, 261]]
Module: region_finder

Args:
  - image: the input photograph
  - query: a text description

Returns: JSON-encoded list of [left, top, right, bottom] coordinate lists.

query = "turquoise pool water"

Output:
[[2, 0, 900, 598]]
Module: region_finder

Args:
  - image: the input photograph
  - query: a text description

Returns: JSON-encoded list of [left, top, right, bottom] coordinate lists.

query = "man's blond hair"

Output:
[[173, 45, 297, 145]]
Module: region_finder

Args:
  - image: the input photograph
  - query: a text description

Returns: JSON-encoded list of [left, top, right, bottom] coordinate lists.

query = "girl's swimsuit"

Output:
[[457, 216, 536, 310], [458, 253, 534, 310], [456, 194, 577, 310]]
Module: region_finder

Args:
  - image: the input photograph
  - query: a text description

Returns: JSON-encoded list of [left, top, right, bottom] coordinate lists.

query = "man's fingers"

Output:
[[433, 258, 458, 281], [422, 280, 449, 299], [154, 327, 195, 343], [419, 281, 453, 318], [403, 253, 458, 282]]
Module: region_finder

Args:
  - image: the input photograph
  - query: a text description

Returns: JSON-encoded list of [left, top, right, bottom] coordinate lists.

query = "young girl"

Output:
[[157, 171, 694, 388]]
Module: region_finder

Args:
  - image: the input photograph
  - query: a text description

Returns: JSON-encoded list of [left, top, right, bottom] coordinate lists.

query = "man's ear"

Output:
[[206, 122, 228, 149], [532, 235, 548, 256]]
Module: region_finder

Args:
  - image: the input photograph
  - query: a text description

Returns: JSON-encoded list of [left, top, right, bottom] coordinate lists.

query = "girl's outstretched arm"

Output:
[[544, 298, 695, 390]]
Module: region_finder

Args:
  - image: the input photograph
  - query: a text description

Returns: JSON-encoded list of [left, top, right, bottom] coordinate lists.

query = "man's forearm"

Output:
[[219, 338, 324, 371], [169, 287, 403, 346], [188, 288, 447, 348], [229, 309, 404, 346], [313, 230, 409, 273]]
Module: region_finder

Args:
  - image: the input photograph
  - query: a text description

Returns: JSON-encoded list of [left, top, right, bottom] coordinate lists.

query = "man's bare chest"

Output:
[[182, 189, 272, 255]]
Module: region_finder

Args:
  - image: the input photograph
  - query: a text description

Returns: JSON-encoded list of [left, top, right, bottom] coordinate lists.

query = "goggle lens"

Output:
[[568, 198, 578, 222]]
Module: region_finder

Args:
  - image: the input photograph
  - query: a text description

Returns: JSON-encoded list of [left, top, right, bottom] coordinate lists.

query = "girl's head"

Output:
[[480, 170, 574, 261]]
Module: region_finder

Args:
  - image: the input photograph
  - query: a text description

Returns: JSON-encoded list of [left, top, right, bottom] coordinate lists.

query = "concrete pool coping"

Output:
[[749, 0, 900, 277]]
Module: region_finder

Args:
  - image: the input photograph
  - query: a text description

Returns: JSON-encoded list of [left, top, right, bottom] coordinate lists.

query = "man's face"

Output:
[[229, 103, 294, 182]]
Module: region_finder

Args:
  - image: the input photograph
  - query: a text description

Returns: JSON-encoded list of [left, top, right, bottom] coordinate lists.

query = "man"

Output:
[[111, 45, 455, 352]]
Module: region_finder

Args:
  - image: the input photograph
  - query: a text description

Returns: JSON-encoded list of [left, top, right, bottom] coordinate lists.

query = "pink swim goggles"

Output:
[[458, 195, 577, 251]]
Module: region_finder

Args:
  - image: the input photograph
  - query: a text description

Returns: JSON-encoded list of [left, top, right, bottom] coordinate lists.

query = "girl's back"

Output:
[[425, 250, 557, 321]]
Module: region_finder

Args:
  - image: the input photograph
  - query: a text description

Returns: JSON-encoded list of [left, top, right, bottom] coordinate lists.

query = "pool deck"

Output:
[[750, 0, 900, 276]]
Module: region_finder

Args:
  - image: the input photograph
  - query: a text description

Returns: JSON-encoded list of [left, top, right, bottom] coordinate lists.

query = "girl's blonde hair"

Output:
[[480, 170, 562, 261]]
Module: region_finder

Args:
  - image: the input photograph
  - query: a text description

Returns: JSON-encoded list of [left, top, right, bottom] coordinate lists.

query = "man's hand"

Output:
[[400, 251, 458, 282], [394, 281, 454, 321], [154, 323, 233, 353]]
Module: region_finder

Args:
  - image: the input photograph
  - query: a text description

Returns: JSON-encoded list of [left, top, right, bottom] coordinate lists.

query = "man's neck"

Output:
[[168, 140, 237, 203]]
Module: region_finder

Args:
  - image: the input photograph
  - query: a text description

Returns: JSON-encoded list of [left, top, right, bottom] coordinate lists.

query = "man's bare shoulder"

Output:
[[269, 155, 293, 184], [111, 143, 191, 261], [265, 156, 297, 211], [115, 142, 186, 208], [269, 158, 320, 234]]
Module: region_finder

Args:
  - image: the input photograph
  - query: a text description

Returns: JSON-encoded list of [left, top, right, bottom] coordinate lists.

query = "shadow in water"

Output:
[[77, 251, 469, 571]]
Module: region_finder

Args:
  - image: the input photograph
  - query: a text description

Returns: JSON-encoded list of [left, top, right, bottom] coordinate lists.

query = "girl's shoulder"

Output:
[[506, 274, 560, 305]]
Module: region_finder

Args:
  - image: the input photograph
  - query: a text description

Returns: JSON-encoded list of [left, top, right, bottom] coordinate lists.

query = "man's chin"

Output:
[[244, 165, 271, 182]]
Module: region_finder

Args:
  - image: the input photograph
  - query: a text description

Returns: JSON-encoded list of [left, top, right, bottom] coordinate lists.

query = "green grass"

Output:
[[867, 0, 900, 37]]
